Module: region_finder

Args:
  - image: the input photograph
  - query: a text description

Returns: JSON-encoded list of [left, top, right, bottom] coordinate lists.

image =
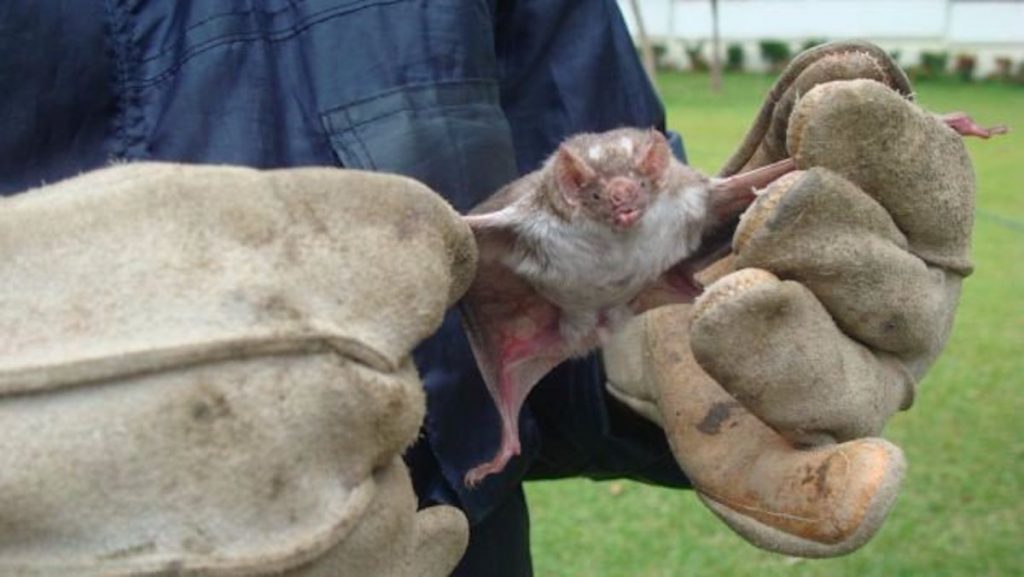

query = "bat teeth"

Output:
[[692, 268, 780, 322]]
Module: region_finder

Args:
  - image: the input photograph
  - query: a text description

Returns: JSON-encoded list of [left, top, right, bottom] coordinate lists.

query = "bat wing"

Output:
[[458, 217, 570, 485], [630, 271, 698, 313], [630, 241, 733, 314]]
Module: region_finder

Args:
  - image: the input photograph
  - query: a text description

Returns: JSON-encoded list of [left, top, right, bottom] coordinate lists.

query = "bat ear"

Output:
[[554, 146, 596, 206], [636, 129, 670, 180]]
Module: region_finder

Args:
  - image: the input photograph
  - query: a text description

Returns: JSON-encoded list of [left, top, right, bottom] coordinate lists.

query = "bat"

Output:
[[459, 114, 1006, 488], [458, 128, 794, 486]]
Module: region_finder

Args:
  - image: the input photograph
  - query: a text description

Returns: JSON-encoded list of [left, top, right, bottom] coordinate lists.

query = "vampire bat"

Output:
[[458, 128, 794, 486], [459, 114, 1007, 487]]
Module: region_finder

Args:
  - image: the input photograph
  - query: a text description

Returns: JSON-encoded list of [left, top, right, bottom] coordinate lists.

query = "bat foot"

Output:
[[942, 112, 1009, 139], [463, 442, 520, 488], [463, 460, 506, 488]]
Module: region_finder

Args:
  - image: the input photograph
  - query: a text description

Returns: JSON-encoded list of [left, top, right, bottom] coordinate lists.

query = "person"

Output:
[[0, 2, 976, 575]]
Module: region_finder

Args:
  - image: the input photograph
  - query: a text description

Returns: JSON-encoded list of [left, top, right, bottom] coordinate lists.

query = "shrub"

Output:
[[919, 51, 949, 79], [954, 53, 977, 83], [993, 57, 1013, 82], [801, 38, 827, 52], [889, 50, 902, 68], [652, 43, 669, 70], [726, 43, 745, 72], [759, 40, 791, 72], [685, 41, 709, 72]]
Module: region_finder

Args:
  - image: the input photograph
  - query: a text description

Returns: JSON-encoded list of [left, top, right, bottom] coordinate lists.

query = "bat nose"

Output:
[[607, 178, 638, 207]]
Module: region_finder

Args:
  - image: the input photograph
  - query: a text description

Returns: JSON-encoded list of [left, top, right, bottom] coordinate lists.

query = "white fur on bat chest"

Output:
[[508, 185, 709, 313]]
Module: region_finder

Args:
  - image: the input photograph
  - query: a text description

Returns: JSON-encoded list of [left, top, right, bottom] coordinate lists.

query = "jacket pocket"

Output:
[[320, 79, 518, 212]]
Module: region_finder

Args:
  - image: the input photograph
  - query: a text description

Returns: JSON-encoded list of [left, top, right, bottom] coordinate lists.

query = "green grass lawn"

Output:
[[526, 73, 1024, 576]]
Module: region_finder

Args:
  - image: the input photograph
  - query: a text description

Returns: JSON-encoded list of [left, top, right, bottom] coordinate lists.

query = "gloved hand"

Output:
[[604, 41, 975, 556], [0, 164, 476, 576]]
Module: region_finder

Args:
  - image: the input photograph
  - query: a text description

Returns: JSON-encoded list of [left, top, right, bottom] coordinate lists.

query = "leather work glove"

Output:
[[604, 41, 975, 557], [0, 164, 475, 576]]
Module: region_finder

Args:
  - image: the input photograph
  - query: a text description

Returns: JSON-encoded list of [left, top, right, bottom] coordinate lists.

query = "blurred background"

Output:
[[527, 1, 1023, 575], [618, 0, 1024, 82]]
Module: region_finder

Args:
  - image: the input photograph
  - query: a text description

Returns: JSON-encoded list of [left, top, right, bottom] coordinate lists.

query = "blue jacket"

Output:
[[0, 1, 690, 574]]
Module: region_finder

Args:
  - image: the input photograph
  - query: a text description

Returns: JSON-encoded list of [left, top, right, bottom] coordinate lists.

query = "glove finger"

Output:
[[732, 168, 963, 367], [690, 269, 911, 444], [720, 41, 911, 177], [0, 164, 478, 387], [787, 78, 974, 275]]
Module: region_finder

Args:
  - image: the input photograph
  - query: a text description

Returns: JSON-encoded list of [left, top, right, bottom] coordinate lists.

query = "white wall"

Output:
[[950, 2, 1024, 43], [619, 0, 1024, 75]]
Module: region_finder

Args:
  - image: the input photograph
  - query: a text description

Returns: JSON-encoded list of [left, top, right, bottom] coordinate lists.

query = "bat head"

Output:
[[553, 129, 671, 230]]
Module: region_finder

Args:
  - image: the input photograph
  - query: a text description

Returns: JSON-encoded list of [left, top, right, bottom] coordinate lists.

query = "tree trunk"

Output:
[[710, 0, 722, 93], [629, 0, 658, 86]]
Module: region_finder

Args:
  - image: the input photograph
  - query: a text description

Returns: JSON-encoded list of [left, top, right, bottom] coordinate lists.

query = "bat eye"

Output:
[[591, 190, 600, 200]]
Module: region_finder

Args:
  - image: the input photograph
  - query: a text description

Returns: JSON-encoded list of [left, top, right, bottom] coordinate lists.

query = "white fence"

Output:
[[619, 0, 1024, 75]]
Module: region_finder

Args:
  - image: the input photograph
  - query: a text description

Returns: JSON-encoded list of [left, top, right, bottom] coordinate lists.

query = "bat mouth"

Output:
[[613, 208, 642, 228]]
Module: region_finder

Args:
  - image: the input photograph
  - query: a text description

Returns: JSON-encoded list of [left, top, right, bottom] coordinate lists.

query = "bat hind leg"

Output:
[[463, 328, 564, 488], [464, 359, 528, 488]]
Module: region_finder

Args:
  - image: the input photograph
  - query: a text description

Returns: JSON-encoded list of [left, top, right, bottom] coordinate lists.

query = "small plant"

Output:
[[889, 50, 902, 68], [919, 51, 949, 79], [993, 57, 1013, 82], [652, 43, 669, 70], [954, 53, 977, 83], [726, 43, 745, 72], [685, 41, 709, 72], [759, 40, 791, 72]]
